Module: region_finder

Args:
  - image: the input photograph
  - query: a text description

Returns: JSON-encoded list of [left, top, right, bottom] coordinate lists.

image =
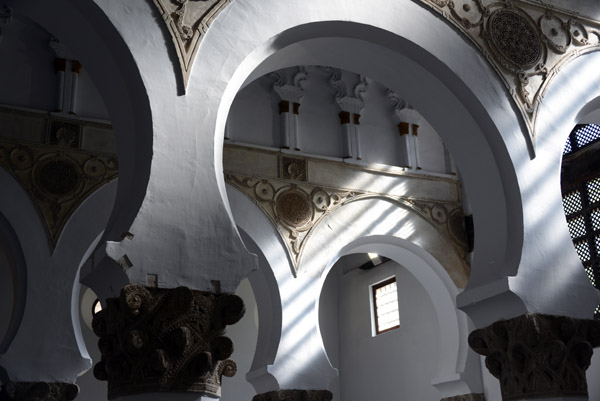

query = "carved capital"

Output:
[[92, 285, 244, 399], [440, 394, 485, 401], [252, 390, 333, 401], [469, 313, 600, 400], [1, 382, 79, 401]]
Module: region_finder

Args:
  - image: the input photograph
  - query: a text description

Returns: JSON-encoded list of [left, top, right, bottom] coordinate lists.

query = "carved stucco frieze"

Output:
[[419, 0, 600, 150], [152, 0, 232, 90], [0, 382, 79, 401], [0, 139, 118, 250], [92, 285, 244, 399], [469, 313, 600, 400], [225, 171, 468, 275], [441, 393, 485, 401], [252, 389, 333, 401]]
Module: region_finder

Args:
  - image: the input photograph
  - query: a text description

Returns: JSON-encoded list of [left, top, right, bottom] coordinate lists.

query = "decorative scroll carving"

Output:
[[152, 0, 232, 91], [279, 156, 307, 181], [418, 0, 600, 150], [1, 382, 79, 401], [0, 139, 118, 249], [441, 394, 485, 401], [92, 285, 244, 399], [252, 389, 333, 401], [225, 172, 467, 274], [469, 313, 600, 400]]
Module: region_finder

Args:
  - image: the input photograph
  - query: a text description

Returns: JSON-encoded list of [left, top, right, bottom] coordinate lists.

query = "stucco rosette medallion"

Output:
[[469, 313, 600, 400], [92, 285, 244, 399], [151, 0, 232, 90], [419, 0, 600, 150], [0, 139, 118, 249]]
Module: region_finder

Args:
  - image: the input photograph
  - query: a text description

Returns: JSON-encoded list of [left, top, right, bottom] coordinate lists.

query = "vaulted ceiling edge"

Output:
[[418, 0, 600, 154], [151, 0, 232, 92]]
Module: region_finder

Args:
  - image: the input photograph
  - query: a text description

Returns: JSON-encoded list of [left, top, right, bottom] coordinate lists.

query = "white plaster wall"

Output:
[[0, 15, 56, 112], [227, 66, 451, 173], [0, 14, 108, 120], [331, 260, 441, 401], [221, 278, 259, 401], [0, 250, 13, 348]]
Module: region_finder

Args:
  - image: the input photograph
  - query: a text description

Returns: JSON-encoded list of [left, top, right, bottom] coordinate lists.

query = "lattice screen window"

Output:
[[562, 125, 600, 320], [564, 124, 600, 156], [372, 277, 400, 335]]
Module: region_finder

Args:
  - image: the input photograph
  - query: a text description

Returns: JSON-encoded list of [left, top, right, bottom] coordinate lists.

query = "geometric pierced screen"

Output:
[[563, 191, 582, 216], [575, 124, 600, 148], [568, 216, 586, 240], [564, 124, 600, 156], [562, 129, 600, 320]]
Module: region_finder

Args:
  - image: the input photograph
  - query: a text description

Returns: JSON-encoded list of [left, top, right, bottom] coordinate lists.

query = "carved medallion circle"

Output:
[[489, 10, 542, 68], [275, 190, 313, 227], [37, 160, 80, 196]]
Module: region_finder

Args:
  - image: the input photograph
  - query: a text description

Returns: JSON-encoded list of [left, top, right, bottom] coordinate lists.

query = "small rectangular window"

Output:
[[372, 277, 400, 335]]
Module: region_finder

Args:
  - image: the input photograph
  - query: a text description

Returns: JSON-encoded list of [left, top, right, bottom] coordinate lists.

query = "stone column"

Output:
[[469, 314, 600, 401], [252, 389, 333, 401], [92, 285, 245, 400], [0, 382, 79, 401]]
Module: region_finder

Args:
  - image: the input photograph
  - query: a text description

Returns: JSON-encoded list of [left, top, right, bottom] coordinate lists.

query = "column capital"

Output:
[[92, 285, 244, 400], [469, 313, 600, 400], [1, 382, 79, 401], [252, 389, 333, 401]]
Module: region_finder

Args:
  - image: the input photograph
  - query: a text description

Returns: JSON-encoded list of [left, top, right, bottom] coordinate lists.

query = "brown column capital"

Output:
[[71, 60, 82, 74], [353, 113, 361, 125], [338, 111, 350, 125], [1, 382, 79, 401], [54, 58, 67, 73], [397, 122, 409, 136], [279, 100, 290, 114], [412, 124, 419, 136], [469, 313, 600, 400], [252, 390, 333, 401], [293, 102, 300, 115], [92, 285, 245, 399]]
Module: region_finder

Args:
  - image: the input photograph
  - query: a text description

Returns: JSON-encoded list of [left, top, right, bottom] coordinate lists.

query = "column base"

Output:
[[252, 389, 333, 401]]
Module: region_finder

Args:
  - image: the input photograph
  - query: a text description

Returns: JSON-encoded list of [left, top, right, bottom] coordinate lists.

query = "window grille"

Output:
[[372, 277, 400, 335], [561, 124, 600, 320]]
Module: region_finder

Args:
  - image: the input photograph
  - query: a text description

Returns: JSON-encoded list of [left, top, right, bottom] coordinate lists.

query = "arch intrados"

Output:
[[216, 20, 524, 288], [4, 0, 153, 243], [317, 235, 468, 387]]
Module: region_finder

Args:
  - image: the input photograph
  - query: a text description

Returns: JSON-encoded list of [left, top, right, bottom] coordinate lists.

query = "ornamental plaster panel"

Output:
[[0, 139, 118, 249], [151, 0, 232, 91], [418, 0, 600, 149], [224, 144, 468, 275]]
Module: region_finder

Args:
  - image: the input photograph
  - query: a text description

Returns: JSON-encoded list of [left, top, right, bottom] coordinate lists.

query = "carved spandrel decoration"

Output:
[[419, 0, 600, 151], [152, 0, 232, 91], [0, 139, 118, 250], [92, 285, 244, 400], [1, 382, 79, 401], [225, 172, 468, 275], [469, 313, 600, 400], [279, 155, 307, 181], [252, 390, 333, 401]]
